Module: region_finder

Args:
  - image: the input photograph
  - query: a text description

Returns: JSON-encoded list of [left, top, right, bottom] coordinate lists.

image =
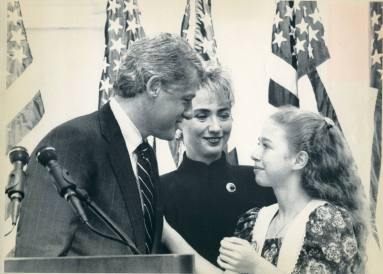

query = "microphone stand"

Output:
[[60, 171, 141, 254]]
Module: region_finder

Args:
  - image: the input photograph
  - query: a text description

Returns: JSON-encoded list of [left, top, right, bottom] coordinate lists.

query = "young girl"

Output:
[[163, 106, 369, 274]]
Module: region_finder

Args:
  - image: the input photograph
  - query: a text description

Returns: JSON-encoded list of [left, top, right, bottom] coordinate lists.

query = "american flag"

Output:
[[180, 0, 219, 66], [6, 91, 45, 154], [193, 0, 220, 66], [369, 1, 382, 247], [169, 0, 229, 166], [98, 0, 145, 108], [6, 0, 44, 154], [268, 0, 341, 130]]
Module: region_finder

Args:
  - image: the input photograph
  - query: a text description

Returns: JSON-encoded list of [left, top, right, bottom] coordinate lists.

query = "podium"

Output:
[[4, 254, 194, 273]]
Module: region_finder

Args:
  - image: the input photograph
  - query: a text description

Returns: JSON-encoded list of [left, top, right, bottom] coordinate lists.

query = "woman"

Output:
[[163, 106, 368, 274], [160, 67, 275, 265]]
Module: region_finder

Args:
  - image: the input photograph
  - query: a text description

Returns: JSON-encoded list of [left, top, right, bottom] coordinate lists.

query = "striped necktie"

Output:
[[135, 141, 156, 253]]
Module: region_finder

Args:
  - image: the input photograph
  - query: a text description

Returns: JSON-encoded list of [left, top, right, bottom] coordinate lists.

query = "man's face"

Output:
[[180, 87, 232, 164], [149, 70, 200, 140]]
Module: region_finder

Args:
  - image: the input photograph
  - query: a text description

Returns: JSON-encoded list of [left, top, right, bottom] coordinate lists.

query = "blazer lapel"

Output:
[[98, 103, 146, 253]]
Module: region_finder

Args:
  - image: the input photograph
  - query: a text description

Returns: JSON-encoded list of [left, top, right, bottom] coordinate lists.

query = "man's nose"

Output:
[[182, 105, 193, 120]]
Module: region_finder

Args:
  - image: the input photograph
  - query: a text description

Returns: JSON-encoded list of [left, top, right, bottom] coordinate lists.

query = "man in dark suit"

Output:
[[14, 33, 204, 257]]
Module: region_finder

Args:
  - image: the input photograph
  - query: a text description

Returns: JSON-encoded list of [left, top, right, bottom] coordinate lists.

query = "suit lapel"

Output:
[[98, 103, 146, 253]]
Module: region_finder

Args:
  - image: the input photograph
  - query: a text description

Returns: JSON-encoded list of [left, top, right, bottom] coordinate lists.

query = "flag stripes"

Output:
[[6, 0, 44, 154], [369, 1, 382, 247], [269, 79, 300, 107], [6, 91, 45, 153], [268, 0, 341, 130]]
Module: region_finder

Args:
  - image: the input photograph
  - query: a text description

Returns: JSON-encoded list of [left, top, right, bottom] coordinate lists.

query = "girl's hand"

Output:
[[217, 237, 258, 274]]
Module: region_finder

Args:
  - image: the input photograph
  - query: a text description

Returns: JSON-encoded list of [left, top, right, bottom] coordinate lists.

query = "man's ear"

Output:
[[146, 76, 161, 98], [292, 151, 309, 171]]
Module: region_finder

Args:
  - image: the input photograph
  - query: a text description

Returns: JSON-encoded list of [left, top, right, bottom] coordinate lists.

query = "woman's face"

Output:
[[251, 119, 296, 187], [180, 87, 232, 164]]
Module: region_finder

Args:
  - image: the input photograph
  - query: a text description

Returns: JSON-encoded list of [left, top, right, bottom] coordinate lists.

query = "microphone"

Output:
[[5, 146, 29, 226], [36, 146, 140, 253], [36, 146, 88, 223]]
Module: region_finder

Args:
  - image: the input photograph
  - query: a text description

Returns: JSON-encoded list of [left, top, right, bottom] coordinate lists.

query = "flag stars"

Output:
[[309, 8, 321, 24], [113, 59, 122, 72], [126, 18, 140, 33], [285, 5, 294, 20], [100, 77, 113, 93], [294, 0, 302, 12], [10, 28, 25, 44], [273, 11, 283, 27], [7, 10, 22, 25], [101, 57, 110, 73], [11, 47, 27, 63], [272, 30, 287, 48], [107, 0, 121, 14], [371, 10, 381, 27], [296, 18, 308, 35], [108, 18, 123, 35], [375, 25, 383, 41], [308, 43, 314, 59], [110, 38, 125, 53], [123, 0, 137, 14], [372, 49, 383, 66], [308, 26, 319, 42], [294, 37, 306, 54], [289, 26, 296, 38]]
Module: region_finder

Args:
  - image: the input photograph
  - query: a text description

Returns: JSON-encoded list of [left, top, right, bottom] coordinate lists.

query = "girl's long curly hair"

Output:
[[270, 106, 369, 269]]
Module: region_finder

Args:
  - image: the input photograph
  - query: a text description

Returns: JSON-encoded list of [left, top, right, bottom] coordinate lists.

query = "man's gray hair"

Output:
[[114, 33, 204, 97]]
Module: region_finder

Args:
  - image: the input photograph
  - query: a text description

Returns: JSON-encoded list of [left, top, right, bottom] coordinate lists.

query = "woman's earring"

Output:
[[175, 129, 183, 140]]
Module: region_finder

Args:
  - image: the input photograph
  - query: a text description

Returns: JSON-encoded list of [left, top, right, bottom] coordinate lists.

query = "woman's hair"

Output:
[[200, 66, 235, 106], [270, 106, 369, 264]]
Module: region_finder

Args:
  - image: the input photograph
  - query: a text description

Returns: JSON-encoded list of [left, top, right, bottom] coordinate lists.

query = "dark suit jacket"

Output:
[[15, 103, 163, 257], [160, 154, 276, 265]]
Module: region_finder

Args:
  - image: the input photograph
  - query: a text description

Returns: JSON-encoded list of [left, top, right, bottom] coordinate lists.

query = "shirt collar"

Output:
[[178, 152, 228, 171], [109, 97, 143, 153]]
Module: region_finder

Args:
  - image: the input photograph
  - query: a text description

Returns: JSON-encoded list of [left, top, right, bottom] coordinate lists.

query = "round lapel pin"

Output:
[[226, 182, 236, 193]]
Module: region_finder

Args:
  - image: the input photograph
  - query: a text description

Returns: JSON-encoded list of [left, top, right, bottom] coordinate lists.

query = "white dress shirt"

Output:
[[109, 97, 145, 208]]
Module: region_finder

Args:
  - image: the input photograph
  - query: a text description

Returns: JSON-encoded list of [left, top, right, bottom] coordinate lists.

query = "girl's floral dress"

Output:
[[234, 203, 363, 274]]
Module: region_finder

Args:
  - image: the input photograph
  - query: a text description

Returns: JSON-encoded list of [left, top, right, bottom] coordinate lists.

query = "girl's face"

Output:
[[251, 119, 297, 187]]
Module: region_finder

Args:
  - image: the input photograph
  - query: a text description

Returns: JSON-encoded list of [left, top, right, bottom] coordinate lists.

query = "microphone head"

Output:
[[9, 146, 29, 165], [36, 146, 58, 167]]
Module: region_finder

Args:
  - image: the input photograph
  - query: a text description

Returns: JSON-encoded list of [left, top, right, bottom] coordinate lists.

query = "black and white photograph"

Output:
[[1, 0, 382, 273]]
